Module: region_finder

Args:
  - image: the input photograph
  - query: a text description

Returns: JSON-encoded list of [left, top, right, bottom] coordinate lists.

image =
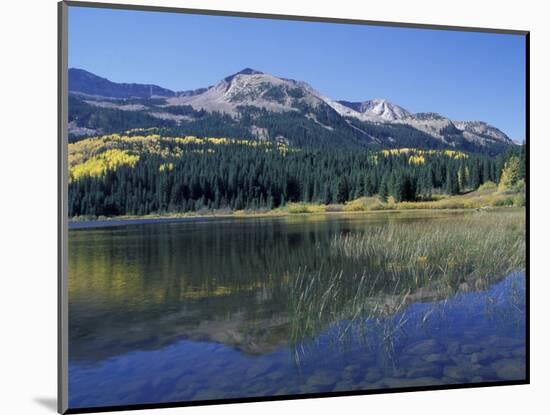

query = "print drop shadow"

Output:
[[34, 397, 57, 412]]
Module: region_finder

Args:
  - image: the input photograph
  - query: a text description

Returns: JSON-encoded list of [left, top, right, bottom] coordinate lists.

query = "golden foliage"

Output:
[[159, 163, 174, 172], [408, 155, 425, 165], [69, 133, 292, 182], [382, 148, 467, 163], [498, 156, 521, 191], [69, 149, 139, 182]]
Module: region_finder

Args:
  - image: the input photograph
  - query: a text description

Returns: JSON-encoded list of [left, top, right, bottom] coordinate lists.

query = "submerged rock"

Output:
[[381, 376, 443, 388], [245, 360, 275, 378], [443, 365, 472, 380], [512, 347, 526, 358], [405, 339, 441, 355], [407, 365, 442, 378], [491, 359, 525, 380], [363, 367, 383, 383], [446, 341, 461, 355], [470, 351, 494, 365], [305, 370, 335, 388], [424, 353, 452, 364], [461, 344, 482, 354]]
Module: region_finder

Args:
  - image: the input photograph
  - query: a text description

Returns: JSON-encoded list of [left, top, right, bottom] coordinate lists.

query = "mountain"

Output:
[[397, 112, 464, 142], [67, 67, 515, 154], [335, 99, 410, 121], [329, 102, 511, 150], [69, 68, 175, 99], [165, 67, 329, 116], [454, 120, 513, 144]]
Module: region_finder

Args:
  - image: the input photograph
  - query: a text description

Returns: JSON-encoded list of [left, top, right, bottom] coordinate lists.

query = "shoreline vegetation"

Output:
[[290, 210, 525, 348], [70, 183, 525, 226]]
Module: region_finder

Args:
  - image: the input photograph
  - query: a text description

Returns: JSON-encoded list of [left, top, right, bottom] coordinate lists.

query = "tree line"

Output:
[[68, 142, 525, 218]]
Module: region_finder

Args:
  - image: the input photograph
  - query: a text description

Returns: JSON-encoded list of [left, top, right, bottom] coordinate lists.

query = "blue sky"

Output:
[[68, 6, 526, 141]]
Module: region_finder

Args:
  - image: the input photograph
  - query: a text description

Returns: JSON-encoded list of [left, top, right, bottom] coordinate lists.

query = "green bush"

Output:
[[288, 203, 310, 214], [512, 179, 526, 193], [493, 197, 514, 207], [513, 194, 526, 207], [478, 181, 497, 191]]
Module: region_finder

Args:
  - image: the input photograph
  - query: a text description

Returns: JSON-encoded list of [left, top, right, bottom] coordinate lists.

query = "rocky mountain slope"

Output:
[[68, 68, 515, 154]]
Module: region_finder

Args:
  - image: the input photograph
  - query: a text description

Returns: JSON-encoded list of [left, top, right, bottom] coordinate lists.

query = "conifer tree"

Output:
[[446, 167, 459, 195], [336, 177, 350, 203]]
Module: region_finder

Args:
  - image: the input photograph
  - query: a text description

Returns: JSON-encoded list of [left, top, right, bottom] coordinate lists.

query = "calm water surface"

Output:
[[68, 211, 526, 409]]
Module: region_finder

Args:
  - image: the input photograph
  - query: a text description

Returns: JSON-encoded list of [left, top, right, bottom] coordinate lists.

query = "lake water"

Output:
[[68, 211, 526, 409]]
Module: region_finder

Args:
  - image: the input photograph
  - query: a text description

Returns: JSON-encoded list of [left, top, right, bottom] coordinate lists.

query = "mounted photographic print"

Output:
[[58, 2, 529, 413]]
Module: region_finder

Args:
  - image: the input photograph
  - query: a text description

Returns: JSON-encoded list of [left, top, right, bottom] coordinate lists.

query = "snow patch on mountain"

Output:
[[330, 99, 410, 122], [357, 99, 411, 121]]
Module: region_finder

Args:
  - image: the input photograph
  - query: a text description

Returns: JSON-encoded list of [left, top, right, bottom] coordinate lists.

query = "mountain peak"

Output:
[[224, 68, 264, 83], [335, 98, 410, 121], [237, 67, 264, 75], [361, 99, 410, 121], [69, 67, 97, 78], [369, 98, 392, 105], [168, 67, 324, 115], [68, 67, 175, 98]]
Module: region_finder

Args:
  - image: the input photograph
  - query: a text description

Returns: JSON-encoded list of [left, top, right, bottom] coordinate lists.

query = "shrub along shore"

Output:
[[70, 182, 524, 223]]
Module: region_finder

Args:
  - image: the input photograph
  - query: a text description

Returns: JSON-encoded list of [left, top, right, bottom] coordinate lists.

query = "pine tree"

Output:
[[365, 171, 376, 196], [446, 167, 459, 195], [458, 164, 467, 191], [336, 177, 350, 203], [470, 162, 481, 190], [378, 177, 389, 202]]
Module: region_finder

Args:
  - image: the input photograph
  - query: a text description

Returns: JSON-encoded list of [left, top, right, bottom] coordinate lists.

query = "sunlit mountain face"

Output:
[[68, 68, 515, 154]]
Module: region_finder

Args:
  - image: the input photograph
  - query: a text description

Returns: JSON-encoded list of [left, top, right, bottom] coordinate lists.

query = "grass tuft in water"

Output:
[[288, 210, 525, 352]]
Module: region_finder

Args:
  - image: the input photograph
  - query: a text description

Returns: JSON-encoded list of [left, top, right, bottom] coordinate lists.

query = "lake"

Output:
[[68, 210, 526, 409]]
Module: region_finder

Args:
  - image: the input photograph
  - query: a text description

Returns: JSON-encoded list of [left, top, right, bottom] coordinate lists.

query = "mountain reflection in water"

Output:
[[68, 211, 526, 408]]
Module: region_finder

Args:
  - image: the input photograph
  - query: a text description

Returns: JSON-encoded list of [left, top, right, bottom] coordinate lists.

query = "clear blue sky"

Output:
[[68, 6, 526, 141]]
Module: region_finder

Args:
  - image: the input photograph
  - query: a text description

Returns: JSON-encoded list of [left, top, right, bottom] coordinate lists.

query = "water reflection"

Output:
[[68, 210, 526, 408]]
